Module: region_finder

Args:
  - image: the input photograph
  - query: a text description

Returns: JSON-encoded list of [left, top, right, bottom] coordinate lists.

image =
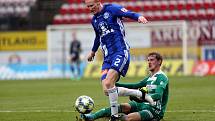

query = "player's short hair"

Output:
[[84, 0, 100, 3], [94, 0, 100, 2], [147, 52, 163, 65]]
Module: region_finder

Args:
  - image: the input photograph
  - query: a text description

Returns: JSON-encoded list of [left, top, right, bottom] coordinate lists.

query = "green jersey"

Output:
[[116, 70, 169, 118]]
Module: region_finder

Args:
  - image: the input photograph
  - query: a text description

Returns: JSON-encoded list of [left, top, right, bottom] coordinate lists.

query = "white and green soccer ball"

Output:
[[75, 95, 94, 114]]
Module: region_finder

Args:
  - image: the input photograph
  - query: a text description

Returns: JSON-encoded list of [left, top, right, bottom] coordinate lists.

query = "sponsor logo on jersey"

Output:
[[121, 8, 128, 12], [146, 85, 157, 90], [99, 22, 114, 37], [103, 12, 109, 19], [160, 81, 164, 86]]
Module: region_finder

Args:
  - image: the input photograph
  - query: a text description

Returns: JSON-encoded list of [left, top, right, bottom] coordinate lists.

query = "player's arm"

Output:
[[87, 23, 100, 62], [111, 4, 147, 23], [116, 78, 148, 89]]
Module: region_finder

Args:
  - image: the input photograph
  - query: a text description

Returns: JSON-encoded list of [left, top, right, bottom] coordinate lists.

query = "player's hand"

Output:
[[139, 87, 148, 100], [138, 16, 148, 24], [139, 87, 148, 93], [87, 51, 95, 62]]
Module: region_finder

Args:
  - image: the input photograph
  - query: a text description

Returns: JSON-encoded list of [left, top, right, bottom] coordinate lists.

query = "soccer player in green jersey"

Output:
[[81, 52, 169, 121]]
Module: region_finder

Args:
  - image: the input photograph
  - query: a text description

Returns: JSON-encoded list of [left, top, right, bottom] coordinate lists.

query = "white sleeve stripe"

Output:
[[119, 50, 128, 72], [119, 57, 127, 72], [142, 110, 154, 119]]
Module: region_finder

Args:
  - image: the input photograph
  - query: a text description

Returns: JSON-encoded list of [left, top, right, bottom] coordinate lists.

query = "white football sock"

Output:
[[118, 87, 154, 105], [117, 87, 142, 97], [107, 87, 118, 116]]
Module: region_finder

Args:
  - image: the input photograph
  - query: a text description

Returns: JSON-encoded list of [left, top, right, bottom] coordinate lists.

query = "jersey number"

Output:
[[114, 58, 121, 66]]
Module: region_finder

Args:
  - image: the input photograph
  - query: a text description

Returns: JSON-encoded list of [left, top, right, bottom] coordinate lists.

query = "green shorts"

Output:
[[129, 101, 159, 121]]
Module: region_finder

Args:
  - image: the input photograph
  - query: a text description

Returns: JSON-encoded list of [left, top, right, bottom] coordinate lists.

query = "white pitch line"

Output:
[[0, 110, 75, 113], [167, 110, 215, 113], [0, 110, 215, 113]]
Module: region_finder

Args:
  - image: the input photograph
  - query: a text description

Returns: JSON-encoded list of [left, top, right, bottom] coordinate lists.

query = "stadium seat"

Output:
[[151, 1, 160, 11], [171, 10, 180, 20], [125, 2, 135, 11], [153, 11, 162, 21], [67, 0, 73, 3], [162, 10, 171, 20], [185, 0, 194, 10], [212, 0, 215, 8], [70, 14, 79, 24], [22, 5, 30, 17], [126, 1, 141, 12], [188, 9, 198, 20], [15, 6, 22, 15], [53, 14, 63, 24], [177, 0, 186, 11], [205, 8, 215, 19], [194, 0, 203, 10], [60, 3, 70, 15], [0, 0, 35, 18], [0, 7, 7, 17], [62, 14, 71, 24], [75, 14, 91, 24], [197, 9, 207, 19], [78, 14, 87, 23], [142, 11, 153, 21], [68, 0, 82, 4], [135, 1, 143, 12], [5, 6, 14, 16], [28, 0, 37, 7], [179, 10, 188, 20], [76, 3, 88, 14], [68, 4, 77, 14], [203, 0, 212, 8], [160, 1, 168, 11], [142, 1, 152, 11], [169, 0, 177, 11]]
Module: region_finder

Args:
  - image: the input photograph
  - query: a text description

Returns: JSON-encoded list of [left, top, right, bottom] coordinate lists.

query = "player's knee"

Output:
[[103, 79, 113, 89], [120, 103, 131, 114], [101, 80, 109, 96], [124, 115, 133, 121], [125, 112, 141, 121]]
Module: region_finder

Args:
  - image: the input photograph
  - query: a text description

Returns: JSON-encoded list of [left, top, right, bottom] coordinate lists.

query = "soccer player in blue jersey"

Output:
[[85, 0, 148, 120]]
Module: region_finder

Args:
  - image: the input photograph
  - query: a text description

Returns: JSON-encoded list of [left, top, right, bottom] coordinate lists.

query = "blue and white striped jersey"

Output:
[[91, 3, 141, 57]]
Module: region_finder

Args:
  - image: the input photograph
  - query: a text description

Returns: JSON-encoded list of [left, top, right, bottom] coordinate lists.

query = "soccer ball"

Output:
[[75, 95, 94, 114]]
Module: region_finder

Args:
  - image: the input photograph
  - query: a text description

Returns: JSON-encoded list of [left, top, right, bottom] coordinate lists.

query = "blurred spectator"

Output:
[[69, 32, 82, 80]]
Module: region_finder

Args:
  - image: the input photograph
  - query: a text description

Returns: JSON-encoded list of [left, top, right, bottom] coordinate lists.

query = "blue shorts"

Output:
[[101, 50, 130, 80]]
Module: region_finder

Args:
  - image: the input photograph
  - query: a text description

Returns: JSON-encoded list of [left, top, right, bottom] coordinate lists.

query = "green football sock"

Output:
[[92, 105, 122, 120]]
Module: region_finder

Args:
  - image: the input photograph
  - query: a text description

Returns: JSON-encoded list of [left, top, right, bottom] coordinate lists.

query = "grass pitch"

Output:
[[0, 76, 215, 121]]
